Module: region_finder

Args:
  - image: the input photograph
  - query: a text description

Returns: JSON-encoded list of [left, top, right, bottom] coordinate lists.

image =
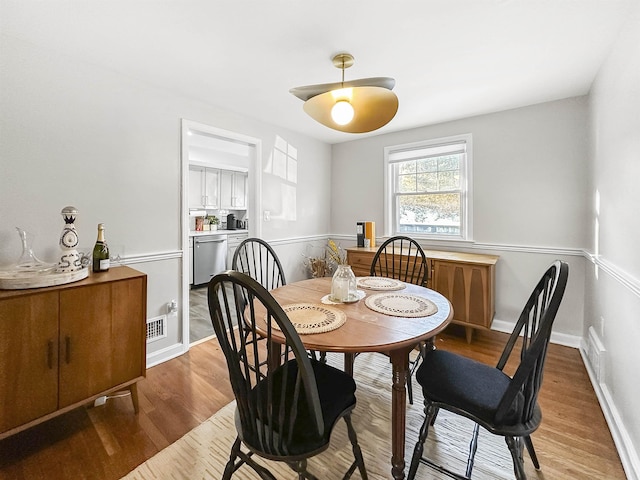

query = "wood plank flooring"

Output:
[[0, 326, 625, 480]]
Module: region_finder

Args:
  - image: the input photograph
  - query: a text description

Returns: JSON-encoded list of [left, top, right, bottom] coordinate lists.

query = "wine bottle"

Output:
[[92, 223, 110, 272]]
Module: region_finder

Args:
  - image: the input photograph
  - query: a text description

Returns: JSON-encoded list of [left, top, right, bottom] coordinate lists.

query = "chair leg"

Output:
[[407, 402, 437, 480], [464, 424, 480, 478], [227, 437, 277, 480], [222, 437, 241, 480], [407, 373, 414, 405], [343, 414, 368, 480], [430, 406, 440, 426], [288, 460, 319, 480], [407, 347, 425, 405], [524, 435, 540, 470], [505, 436, 527, 480]]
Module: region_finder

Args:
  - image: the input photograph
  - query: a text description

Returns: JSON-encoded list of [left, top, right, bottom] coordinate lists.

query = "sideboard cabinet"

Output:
[[0, 266, 147, 439], [346, 247, 498, 343]]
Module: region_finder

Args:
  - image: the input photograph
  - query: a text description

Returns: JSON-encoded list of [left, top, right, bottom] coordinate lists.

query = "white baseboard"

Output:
[[579, 343, 640, 480], [146, 342, 185, 369], [490, 318, 582, 348]]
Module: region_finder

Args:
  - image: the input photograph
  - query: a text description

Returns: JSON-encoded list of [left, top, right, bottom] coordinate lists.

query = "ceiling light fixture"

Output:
[[290, 53, 398, 133]]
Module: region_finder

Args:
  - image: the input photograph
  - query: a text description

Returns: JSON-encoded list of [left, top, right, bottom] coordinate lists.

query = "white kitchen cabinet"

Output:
[[220, 170, 247, 209], [189, 166, 220, 209], [227, 232, 249, 269]]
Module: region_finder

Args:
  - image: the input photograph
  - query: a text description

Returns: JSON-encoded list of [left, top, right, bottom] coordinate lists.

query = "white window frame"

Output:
[[383, 133, 473, 242]]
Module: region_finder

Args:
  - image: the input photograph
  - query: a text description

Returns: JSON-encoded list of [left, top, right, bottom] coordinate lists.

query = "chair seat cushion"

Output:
[[416, 349, 524, 426], [243, 358, 356, 456]]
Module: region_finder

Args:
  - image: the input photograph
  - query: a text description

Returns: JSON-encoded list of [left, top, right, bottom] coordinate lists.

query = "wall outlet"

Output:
[[168, 299, 178, 313], [263, 210, 271, 222]]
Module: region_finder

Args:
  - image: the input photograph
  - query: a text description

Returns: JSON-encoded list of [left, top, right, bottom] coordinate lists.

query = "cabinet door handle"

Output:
[[65, 336, 71, 364], [47, 340, 54, 369]]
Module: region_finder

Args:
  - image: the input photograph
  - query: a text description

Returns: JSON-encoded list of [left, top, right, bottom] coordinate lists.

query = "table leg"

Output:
[[390, 348, 411, 480], [267, 342, 282, 373], [343, 352, 355, 376]]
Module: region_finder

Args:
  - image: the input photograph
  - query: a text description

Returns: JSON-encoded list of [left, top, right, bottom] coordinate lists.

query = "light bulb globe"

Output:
[[331, 100, 354, 125]]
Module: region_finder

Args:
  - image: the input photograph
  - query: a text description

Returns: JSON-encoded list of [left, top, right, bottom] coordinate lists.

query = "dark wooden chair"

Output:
[[370, 235, 429, 287], [407, 260, 569, 480], [208, 271, 368, 480], [368, 235, 430, 404], [232, 237, 286, 291], [232, 237, 324, 365]]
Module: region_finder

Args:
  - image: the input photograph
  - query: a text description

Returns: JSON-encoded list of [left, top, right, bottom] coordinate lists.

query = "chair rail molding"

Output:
[[584, 252, 640, 298], [119, 250, 183, 265]]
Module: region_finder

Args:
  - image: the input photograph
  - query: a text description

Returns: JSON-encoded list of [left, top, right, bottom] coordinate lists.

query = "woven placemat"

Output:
[[364, 293, 438, 318], [272, 303, 347, 334], [357, 276, 406, 291]]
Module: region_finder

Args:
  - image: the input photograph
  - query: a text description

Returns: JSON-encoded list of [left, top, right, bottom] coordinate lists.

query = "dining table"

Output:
[[262, 276, 453, 480]]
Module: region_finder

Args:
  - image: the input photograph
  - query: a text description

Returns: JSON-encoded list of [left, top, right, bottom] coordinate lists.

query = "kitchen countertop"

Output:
[[189, 229, 248, 237]]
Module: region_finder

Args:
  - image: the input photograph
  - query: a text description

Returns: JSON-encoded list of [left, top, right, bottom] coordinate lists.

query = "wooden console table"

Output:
[[0, 266, 147, 439], [347, 247, 498, 342]]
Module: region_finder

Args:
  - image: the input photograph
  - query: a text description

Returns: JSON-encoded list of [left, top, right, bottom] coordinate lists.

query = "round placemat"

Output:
[[272, 303, 347, 334], [364, 293, 438, 318], [357, 276, 406, 291]]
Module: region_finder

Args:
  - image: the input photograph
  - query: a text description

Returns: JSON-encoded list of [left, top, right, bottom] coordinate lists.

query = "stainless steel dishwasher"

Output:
[[193, 235, 228, 285]]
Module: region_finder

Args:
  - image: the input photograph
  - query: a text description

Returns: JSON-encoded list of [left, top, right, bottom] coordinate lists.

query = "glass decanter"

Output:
[[12, 227, 56, 274]]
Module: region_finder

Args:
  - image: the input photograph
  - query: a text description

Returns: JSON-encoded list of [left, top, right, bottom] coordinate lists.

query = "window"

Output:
[[384, 134, 472, 240]]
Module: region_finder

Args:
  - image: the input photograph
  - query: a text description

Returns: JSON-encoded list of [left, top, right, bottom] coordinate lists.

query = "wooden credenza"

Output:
[[0, 266, 147, 440], [346, 247, 498, 343]]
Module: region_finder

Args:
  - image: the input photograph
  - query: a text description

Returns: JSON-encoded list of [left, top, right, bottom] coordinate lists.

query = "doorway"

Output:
[[180, 120, 262, 350]]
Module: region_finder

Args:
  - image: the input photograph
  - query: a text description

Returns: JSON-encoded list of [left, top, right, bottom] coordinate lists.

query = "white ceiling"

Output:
[[1, 0, 635, 144]]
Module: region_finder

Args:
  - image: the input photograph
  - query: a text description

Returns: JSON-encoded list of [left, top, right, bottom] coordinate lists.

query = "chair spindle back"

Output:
[[370, 236, 429, 286], [207, 271, 324, 456], [495, 260, 569, 424]]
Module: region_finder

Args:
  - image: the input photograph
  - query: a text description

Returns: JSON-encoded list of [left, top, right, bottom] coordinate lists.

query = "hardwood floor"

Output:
[[0, 327, 625, 480]]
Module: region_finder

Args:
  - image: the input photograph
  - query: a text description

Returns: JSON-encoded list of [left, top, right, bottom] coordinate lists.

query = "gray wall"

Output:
[[0, 35, 332, 362], [585, 2, 640, 477], [330, 81, 640, 475], [331, 97, 588, 340]]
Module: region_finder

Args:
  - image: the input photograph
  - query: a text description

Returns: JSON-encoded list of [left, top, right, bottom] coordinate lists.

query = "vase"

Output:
[[331, 264, 357, 302]]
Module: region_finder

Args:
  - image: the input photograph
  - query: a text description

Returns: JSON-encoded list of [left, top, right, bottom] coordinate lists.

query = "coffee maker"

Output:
[[226, 213, 236, 230]]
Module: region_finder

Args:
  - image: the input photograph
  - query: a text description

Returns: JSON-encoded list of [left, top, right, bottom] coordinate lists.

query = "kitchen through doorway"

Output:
[[181, 120, 262, 348]]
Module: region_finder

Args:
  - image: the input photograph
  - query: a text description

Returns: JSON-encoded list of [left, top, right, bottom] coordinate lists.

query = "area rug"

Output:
[[122, 352, 516, 479]]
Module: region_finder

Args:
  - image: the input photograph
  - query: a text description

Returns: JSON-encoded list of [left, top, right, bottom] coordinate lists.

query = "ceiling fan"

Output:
[[289, 53, 398, 133]]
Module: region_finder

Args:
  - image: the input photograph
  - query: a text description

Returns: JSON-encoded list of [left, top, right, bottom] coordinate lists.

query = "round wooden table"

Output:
[[266, 277, 453, 480]]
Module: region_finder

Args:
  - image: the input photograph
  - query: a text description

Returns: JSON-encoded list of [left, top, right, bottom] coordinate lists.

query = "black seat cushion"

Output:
[[243, 359, 356, 456], [416, 349, 524, 426]]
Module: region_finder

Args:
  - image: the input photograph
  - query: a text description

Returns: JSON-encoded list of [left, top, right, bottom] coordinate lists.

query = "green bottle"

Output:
[[92, 223, 110, 272]]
